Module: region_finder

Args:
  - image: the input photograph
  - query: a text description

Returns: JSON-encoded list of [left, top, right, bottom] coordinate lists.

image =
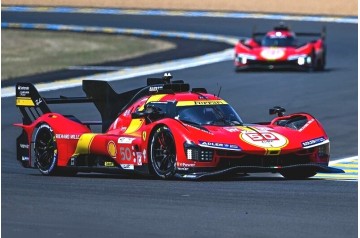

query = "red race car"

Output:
[[14, 74, 342, 180], [234, 23, 326, 71]]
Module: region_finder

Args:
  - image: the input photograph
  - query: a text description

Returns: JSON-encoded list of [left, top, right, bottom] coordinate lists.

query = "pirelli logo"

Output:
[[177, 100, 227, 106], [16, 97, 35, 106]]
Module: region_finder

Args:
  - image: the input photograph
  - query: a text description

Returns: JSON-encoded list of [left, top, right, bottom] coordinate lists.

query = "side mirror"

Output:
[[131, 111, 147, 119], [131, 105, 163, 120], [269, 106, 286, 117]]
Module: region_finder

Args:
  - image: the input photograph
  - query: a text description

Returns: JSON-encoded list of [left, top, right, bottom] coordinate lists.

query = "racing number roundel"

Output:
[[240, 131, 288, 149], [260, 48, 285, 60]]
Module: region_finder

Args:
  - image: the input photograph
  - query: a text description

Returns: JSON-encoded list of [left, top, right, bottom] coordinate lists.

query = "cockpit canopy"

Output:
[[177, 104, 243, 126], [261, 34, 297, 47]]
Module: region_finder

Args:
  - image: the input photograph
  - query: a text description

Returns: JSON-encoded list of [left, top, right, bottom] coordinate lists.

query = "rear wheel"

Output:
[[34, 124, 58, 175], [318, 50, 326, 71], [280, 169, 317, 180], [149, 126, 176, 179], [34, 123, 77, 176], [308, 50, 317, 72]]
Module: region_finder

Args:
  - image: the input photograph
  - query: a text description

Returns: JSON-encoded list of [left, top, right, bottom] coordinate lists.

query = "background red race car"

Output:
[[234, 23, 326, 72], [14, 74, 342, 180]]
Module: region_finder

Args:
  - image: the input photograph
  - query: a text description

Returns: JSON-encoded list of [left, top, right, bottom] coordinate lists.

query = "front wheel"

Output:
[[280, 169, 317, 180], [149, 126, 177, 179]]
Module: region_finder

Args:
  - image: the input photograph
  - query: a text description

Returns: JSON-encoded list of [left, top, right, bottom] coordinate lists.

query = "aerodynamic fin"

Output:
[[15, 82, 51, 125]]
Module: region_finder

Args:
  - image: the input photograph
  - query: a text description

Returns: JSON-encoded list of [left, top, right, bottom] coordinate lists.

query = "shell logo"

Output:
[[260, 48, 285, 60], [107, 141, 117, 158], [240, 131, 288, 149]]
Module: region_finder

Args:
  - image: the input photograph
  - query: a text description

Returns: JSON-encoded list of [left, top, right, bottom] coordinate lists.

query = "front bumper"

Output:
[[235, 59, 311, 71], [174, 164, 344, 180]]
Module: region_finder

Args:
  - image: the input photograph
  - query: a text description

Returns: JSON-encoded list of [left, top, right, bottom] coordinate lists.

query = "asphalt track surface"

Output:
[[2, 10, 358, 238]]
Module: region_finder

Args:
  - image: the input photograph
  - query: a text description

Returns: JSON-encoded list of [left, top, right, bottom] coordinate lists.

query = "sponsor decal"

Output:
[[107, 141, 117, 158], [16, 97, 34, 106], [142, 149, 147, 162], [136, 152, 142, 166], [199, 141, 241, 151], [177, 162, 196, 167], [183, 174, 197, 178], [123, 109, 131, 117], [21, 156, 29, 161], [20, 144, 29, 149], [183, 123, 212, 134], [120, 164, 134, 170], [260, 48, 285, 60], [56, 134, 81, 140], [104, 161, 115, 167], [177, 167, 189, 171], [302, 137, 326, 147], [149, 86, 163, 92], [299, 119, 314, 132], [177, 100, 227, 106], [35, 98, 43, 106], [118, 137, 136, 144], [240, 130, 288, 149], [18, 86, 29, 91], [224, 127, 240, 133], [19, 90, 29, 96]]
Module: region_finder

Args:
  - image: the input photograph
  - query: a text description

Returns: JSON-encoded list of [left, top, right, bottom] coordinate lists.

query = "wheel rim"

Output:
[[35, 125, 57, 173], [151, 128, 176, 176]]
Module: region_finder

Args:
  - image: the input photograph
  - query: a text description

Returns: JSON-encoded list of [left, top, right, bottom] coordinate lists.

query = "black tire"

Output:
[[149, 126, 176, 179], [34, 123, 58, 175], [308, 49, 317, 72], [318, 50, 326, 71], [280, 169, 317, 180]]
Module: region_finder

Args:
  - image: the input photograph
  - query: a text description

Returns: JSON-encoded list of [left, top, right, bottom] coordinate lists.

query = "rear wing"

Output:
[[15, 76, 188, 132], [15, 81, 133, 132], [296, 26, 326, 41], [252, 26, 326, 41], [16, 82, 93, 125]]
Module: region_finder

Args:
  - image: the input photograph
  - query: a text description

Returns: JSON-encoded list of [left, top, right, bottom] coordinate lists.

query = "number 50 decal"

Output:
[[240, 131, 288, 148], [247, 132, 278, 141], [120, 147, 132, 161]]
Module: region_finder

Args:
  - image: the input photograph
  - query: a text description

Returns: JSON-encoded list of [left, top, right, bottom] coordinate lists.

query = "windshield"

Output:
[[261, 36, 297, 47], [177, 105, 243, 126]]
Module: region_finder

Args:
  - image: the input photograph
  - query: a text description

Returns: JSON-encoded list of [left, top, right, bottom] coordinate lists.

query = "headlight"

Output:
[[184, 142, 213, 162], [298, 57, 305, 65], [287, 54, 307, 60], [237, 53, 257, 61]]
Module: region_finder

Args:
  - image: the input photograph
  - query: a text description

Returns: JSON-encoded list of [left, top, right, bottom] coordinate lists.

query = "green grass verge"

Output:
[[1, 29, 175, 80]]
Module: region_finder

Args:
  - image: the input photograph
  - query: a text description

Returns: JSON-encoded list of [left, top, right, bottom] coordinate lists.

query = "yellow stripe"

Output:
[[16, 97, 35, 106], [103, 28, 116, 33], [315, 174, 358, 179], [73, 133, 96, 155], [344, 169, 358, 173], [138, 94, 167, 111], [176, 100, 227, 106], [125, 119, 144, 134], [333, 163, 358, 168]]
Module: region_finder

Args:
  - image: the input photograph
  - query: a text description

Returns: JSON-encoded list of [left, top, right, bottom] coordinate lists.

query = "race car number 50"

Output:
[[240, 132, 288, 148], [120, 147, 132, 161], [247, 132, 278, 141]]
